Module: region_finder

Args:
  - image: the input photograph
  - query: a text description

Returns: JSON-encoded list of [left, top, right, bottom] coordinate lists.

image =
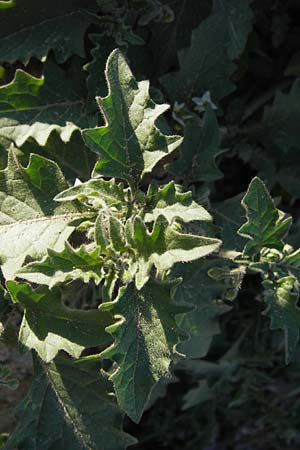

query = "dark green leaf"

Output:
[[263, 276, 300, 364], [175, 260, 233, 358], [259, 80, 300, 154], [0, 60, 96, 179], [7, 281, 112, 362], [213, 0, 253, 60], [100, 279, 189, 422], [4, 356, 136, 450], [0, 0, 98, 64], [160, 13, 236, 103], [169, 107, 224, 183]]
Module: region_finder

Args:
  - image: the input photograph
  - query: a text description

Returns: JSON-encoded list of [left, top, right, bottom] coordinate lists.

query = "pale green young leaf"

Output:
[[55, 178, 127, 210], [82, 49, 182, 185], [7, 281, 112, 363], [95, 213, 127, 253], [263, 276, 300, 364], [100, 279, 189, 422], [169, 108, 224, 182], [0, 151, 89, 279], [127, 216, 221, 289], [144, 181, 212, 223], [238, 177, 292, 257], [284, 248, 300, 271], [4, 356, 136, 450], [0, 0, 98, 64], [160, 14, 236, 103], [17, 243, 104, 288]]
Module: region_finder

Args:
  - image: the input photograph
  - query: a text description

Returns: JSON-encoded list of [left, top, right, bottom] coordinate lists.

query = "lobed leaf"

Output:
[[0, 60, 96, 179], [7, 281, 112, 362], [144, 180, 212, 223], [263, 276, 300, 364], [160, 13, 236, 103], [259, 80, 300, 154], [17, 243, 104, 288], [213, 0, 253, 60], [0, 0, 99, 64], [169, 107, 225, 183], [55, 178, 127, 210], [100, 279, 189, 422], [126, 215, 221, 289], [82, 49, 182, 186], [238, 177, 292, 257], [0, 151, 89, 279]]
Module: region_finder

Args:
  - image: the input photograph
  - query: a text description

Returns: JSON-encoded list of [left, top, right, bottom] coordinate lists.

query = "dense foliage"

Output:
[[1, 1, 300, 449]]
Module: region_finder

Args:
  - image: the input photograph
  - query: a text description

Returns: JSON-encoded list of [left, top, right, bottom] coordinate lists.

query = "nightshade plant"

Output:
[[1, 1, 300, 449], [0, 49, 222, 448]]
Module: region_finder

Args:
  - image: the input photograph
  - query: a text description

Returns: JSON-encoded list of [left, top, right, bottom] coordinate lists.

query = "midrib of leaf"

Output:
[[217, 0, 239, 50], [190, 53, 213, 97], [1, 99, 83, 115], [0, 212, 94, 230], [133, 303, 141, 415], [254, 187, 274, 240], [45, 364, 94, 450], [36, 383, 50, 437], [115, 62, 136, 178]]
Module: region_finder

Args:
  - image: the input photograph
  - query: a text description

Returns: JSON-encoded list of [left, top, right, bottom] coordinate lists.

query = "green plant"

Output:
[[1, 1, 300, 449], [0, 47, 222, 447]]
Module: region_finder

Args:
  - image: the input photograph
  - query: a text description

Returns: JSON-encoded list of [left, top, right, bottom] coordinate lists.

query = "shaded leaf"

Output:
[[212, 193, 246, 252], [213, 0, 253, 60], [7, 281, 112, 362], [4, 356, 136, 450], [169, 107, 224, 182], [148, 0, 211, 76], [0, 0, 98, 64], [175, 260, 232, 358], [259, 80, 300, 154], [160, 13, 236, 103], [263, 276, 300, 364]]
